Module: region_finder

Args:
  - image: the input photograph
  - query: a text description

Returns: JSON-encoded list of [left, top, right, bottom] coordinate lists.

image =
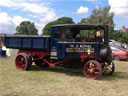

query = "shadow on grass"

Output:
[[102, 72, 128, 81], [30, 65, 84, 77], [30, 65, 128, 80]]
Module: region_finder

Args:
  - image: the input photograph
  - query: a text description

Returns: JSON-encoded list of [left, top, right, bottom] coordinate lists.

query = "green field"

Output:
[[0, 56, 128, 96]]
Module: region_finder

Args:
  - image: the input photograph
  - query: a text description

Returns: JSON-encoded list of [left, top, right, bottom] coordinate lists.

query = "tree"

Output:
[[79, 6, 114, 25], [79, 6, 115, 39], [15, 21, 38, 35], [113, 30, 128, 44], [121, 31, 128, 44], [42, 17, 75, 35]]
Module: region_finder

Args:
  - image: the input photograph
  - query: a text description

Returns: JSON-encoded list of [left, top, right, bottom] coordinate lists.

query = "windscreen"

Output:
[[54, 27, 104, 42]]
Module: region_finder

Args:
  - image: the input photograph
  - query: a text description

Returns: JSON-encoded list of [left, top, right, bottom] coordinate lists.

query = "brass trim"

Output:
[[50, 57, 58, 59], [58, 41, 103, 44], [51, 52, 57, 56]]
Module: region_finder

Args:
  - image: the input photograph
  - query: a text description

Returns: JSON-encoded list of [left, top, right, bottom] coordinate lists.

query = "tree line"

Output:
[[15, 6, 128, 44]]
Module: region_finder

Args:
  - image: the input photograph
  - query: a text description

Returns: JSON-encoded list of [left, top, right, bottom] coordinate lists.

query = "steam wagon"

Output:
[[4, 24, 115, 79]]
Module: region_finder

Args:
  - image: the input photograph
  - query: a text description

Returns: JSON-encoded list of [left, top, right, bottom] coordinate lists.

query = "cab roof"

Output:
[[51, 24, 105, 29]]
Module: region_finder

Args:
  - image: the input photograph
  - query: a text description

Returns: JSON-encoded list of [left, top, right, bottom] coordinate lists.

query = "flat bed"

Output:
[[4, 35, 50, 51]]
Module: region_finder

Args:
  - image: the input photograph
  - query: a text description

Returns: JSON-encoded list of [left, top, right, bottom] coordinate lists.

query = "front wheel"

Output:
[[103, 61, 115, 75], [83, 60, 103, 80]]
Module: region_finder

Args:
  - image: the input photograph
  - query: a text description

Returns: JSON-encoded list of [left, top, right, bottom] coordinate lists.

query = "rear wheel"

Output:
[[15, 53, 32, 70], [83, 60, 102, 80]]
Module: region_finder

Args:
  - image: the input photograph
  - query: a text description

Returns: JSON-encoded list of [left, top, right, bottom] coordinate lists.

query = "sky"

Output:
[[0, 0, 128, 35]]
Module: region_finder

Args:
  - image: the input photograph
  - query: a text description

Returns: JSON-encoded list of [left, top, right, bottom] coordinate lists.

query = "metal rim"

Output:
[[103, 62, 115, 75], [15, 54, 27, 70], [84, 61, 101, 79]]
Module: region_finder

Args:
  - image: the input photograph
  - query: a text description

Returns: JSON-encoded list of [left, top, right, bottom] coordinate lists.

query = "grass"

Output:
[[0, 56, 128, 96]]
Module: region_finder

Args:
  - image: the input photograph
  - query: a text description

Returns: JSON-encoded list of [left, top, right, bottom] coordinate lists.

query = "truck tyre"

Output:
[[103, 61, 115, 75], [15, 53, 32, 70], [83, 60, 102, 80]]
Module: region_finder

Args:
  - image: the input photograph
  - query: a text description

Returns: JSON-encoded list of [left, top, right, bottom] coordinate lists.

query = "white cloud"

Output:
[[12, 16, 29, 25], [0, 0, 57, 34], [0, 0, 56, 15], [77, 6, 88, 14], [0, 0, 15, 7], [21, 3, 49, 14], [109, 0, 128, 16], [0, 12, 15, 34], [0, 12, 30, 34], [0, 12, 47, 35], [35, 23, 44, 35], [40, 11, 56, 22]]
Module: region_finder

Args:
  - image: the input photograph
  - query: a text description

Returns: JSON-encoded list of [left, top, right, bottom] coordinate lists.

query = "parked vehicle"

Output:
[[4, 24, 115, 80], [109, 41, 128, 49], [111, 46, 128, 60], [109, 41, 128, 60]]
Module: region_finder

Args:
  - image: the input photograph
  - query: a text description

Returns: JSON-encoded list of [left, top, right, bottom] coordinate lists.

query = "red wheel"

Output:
[[15, 53, 32, 70], [83, 60, 102, 80]]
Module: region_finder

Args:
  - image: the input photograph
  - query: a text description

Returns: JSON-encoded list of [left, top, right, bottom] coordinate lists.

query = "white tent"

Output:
[[2, 46, 18, 56]]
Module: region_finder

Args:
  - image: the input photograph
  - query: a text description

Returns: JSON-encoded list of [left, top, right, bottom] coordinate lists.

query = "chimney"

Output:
[[122, 26, 126, 32]]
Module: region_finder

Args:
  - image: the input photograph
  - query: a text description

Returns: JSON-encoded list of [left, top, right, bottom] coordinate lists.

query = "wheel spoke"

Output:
[[84, 60, 102, 80], [94, 71, 99, 76], [87, 68, 90, 72], [22, 64, 26, 68], [89, 73, 93, 77], [16, 54, 27, 70], [103, 62, 115, 75]]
